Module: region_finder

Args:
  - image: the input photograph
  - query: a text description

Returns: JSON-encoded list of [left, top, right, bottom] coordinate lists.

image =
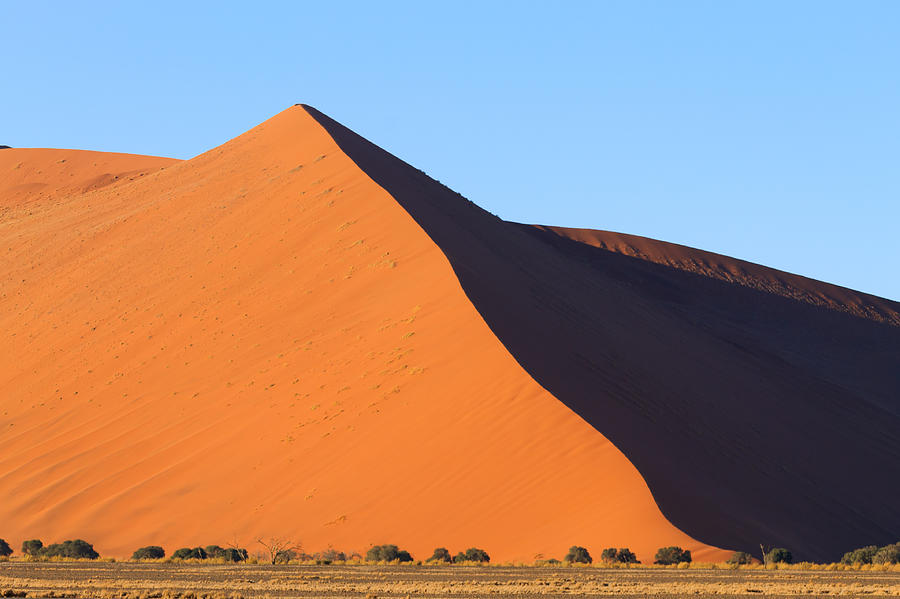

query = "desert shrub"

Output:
[[600, 547, 618, 563], [535, 558, 562, 565], [841, 545, 879, 565], [0, 539, 11, 557], [41, 539, 99, 559], [366, 544, 413, 563], [316, 547, 347, 562], [873, 543, 900, 565], [726, 551, 753, 565], [21, 540, 43, 557], [131, 546, 165, 560], [453, 547, 490, 563], [563, 545, 592, 564], [654, 546, 691, 565], [204, 545, 227, 559], [172, 547, 191, 560], [765, 547, 792, 564], [273, 549, 296, 563], [615, 548, 638, 563], [427, 547, 451, 563], [172, 547, 207, 560], [221, 548, 248, 562]]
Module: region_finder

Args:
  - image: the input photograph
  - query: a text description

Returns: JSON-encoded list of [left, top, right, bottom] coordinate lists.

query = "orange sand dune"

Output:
[[0, 148, 177, 208], [306, 105, 899, 562], [0, 108, 724, 562], [536, 226, 900, 326]]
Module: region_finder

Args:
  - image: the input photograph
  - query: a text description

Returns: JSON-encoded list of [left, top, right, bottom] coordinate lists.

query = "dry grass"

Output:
[[0, 561, 898, 598]]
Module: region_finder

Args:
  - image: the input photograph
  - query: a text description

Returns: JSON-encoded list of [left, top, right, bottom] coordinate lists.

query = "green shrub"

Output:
[[172, 547, 191, 560], [600, 547, 618, 563], [765, 547, 792, 564], [453, 547, 490, 563], [726, 551, 753, 565], [366, 544, 413, 562], [21, 540, 43, 557], [0, 539, 11, 557], [873, 543, 900, 565], [615, 548, 638, 563], [563, 545, 592, 564], [654, 546, 691, 565], [427, 547, 451, 563], [172, 547, 207, 560], [841, 545, 878, 565], [204, 545, 227, 559], [131, 546, 165, 560], [40, 540, 99, 559], [221, 548, 248, 562]]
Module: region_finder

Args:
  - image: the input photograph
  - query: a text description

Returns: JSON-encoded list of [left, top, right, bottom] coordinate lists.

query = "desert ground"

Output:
[[2, 562, 900, 599]]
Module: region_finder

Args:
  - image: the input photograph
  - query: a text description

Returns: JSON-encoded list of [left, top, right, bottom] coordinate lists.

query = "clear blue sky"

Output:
[[3, 1, 899, 300]]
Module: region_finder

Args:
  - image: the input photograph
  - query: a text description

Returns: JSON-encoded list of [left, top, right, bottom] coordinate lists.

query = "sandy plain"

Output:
[[2, 561, 900, 598]]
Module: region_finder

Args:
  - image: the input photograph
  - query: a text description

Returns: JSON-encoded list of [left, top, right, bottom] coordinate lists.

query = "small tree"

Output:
[[726, 551, 753, 565], [366, 544, 413, 563], [41, 539, 99, 559], [654, 546, 691, 565], [454, 547, 490, 563], [274, 549, 297, 563], [564, 545, 592, 564], [615, 548, 638, 564], [765, 547, 792, 564], [257, 537, 300, 565], [132, 546, 165, 560], [600, 547, 618, 563], [428, 547, 451, 563], [0, 539, 12, 557], [222, 548, 249, 562], [873, 543, 900, 565], [841, 545, 879, 565], [22, 539, 43, 557], [315, 546, 347, 563], [205, 545, 227, 559], [172, 547, 207, 560]]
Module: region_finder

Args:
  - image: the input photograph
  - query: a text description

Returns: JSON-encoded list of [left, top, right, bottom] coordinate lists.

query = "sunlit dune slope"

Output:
[[0, 148, 177, 208], [0, 107, 722, 562], [306, 106, 900, 562]]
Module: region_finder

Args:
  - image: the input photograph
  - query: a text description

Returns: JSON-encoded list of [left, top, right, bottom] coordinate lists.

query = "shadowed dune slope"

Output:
[[538, 226, 900, 326], [304, 106, 900, 562], [0, 106, 722, 562]]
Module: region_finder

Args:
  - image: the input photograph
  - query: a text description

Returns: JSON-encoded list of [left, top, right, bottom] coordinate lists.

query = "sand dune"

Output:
[[306, 105, 900, 562], [3, 105, 896, 564], [0, 148, 176, 208], [536, 226, 900, 326], [0, 107, 723, 562]]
